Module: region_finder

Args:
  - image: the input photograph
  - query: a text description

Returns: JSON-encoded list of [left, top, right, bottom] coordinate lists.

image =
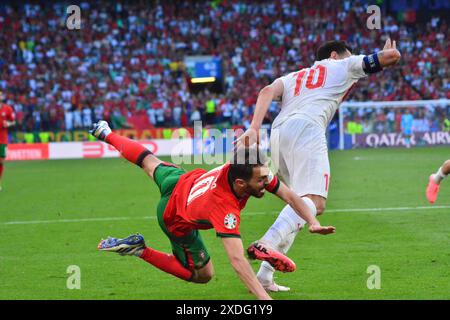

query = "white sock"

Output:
[[277, 197, 317, 253], [257, 197, 317, 283], [433, 167, 448, 184], [257, 262, 275, 285], [260, 206, 303, 249], [278, 228, 300, 254], [260, 197, 317, 249]]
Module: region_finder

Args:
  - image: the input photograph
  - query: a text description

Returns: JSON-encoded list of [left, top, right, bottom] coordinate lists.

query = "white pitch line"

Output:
[[2, 205, 449, 226], [2, 216, 155, 225], [326, 205, 450, 213]]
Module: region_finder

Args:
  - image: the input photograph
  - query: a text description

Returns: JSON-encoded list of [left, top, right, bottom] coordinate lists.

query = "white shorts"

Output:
[[270, 117, 330, 198]]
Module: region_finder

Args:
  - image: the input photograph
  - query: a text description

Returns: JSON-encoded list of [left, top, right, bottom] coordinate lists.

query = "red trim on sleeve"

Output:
[[265, 175, 280, 194]]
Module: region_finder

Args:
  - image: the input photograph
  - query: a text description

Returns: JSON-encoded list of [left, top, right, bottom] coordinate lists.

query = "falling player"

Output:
[[426, 160, 449, 204], [0, 91, 16, 191], [90, 121, 335, 300], [236, 38, 401, 291]]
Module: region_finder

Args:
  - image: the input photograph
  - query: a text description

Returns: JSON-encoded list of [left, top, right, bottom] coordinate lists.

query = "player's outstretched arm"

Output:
[[250, 79, 284, 132], [275, 182, 336, 235], [234, 79, 284, 148], [221, 237, 272, 300], [362, 38, 401, 73]]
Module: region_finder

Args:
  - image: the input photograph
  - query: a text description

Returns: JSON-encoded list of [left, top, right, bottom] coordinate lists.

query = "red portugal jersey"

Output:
[[0, 104, 15, 144], [163, 162, 280, 238]]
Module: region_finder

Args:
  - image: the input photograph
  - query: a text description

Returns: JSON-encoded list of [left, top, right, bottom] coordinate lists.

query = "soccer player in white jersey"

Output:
[[237, 39, 401, 291]]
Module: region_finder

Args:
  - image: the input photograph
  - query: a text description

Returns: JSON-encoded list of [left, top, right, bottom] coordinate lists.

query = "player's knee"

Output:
[[316, 202, 326, 215], [197, 274, 213, 284], [142, 165, 154, 177], [192, 269, 214, 284], [141, 155, 162, 178], [443, 160, 450, 173]]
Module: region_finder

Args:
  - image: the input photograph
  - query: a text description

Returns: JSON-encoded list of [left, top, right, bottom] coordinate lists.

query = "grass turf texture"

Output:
[[0, 146, 449, 300]]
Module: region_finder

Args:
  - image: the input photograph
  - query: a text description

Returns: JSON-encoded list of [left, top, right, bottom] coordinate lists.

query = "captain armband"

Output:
[[362, 53, 383, 74]]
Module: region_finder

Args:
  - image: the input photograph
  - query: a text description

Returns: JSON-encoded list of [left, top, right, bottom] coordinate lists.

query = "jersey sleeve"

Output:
[[344, 55, 367, 79], [209, 204, 241, 238], [278, 72, 295, 102], [278, 74, 290, 92], [265, 169, 280, 194]]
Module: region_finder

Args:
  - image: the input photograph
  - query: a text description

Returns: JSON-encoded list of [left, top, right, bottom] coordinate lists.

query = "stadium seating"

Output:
[[0, 0, 448, 140]]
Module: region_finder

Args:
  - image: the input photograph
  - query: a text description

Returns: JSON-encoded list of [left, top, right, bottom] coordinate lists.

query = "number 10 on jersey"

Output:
[[294, 65, 327, 96]]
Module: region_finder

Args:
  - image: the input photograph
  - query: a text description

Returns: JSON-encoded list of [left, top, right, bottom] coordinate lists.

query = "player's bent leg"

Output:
[[164, 229, 213, 283], [190, 260, 214, 284], [255, 199, 316, 289], [139, 246, 194, 281], [90, 120, 159, 174], [157, 193, 212, 284], [258, 200, 315, 253], [141, 154, 164, 179], [90, 121, 184, 181], [443, 160, 450, 175], [98, 233, 196, 281]]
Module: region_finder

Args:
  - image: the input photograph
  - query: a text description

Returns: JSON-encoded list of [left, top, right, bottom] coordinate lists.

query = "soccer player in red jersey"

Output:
[[0, 91, 16, 191], [91, 120, 335, 300]]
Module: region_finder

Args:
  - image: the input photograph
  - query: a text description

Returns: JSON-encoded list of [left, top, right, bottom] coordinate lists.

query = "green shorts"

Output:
[[154, 163, 211, 271], [0, 144, 7, 158]]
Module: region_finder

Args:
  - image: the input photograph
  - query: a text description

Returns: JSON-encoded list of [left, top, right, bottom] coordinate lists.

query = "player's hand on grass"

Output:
[[234, 127, 260, 149], [308, 224, 336, 235]]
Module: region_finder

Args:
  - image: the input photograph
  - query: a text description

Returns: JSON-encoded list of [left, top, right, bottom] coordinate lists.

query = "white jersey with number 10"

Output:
[[272, 54, 367, 130]]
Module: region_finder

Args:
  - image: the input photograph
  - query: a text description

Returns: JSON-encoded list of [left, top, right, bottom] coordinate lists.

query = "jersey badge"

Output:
[[224, 213, 237, 230]]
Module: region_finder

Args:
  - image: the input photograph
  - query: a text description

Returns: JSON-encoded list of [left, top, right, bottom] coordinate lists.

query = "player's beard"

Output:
[[250, 187, 265, 198]]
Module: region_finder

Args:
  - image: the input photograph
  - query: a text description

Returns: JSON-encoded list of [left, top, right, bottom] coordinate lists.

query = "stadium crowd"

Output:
[[343, 106, 450, 135], [0, 0, 448, 137]]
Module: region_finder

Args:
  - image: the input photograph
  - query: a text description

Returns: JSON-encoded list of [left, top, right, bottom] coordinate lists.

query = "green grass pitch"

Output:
[[0, 146, 449, 300]]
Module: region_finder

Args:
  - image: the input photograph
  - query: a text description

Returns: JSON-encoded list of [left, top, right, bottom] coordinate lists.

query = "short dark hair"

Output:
[[316, 40, 352, 61], [229, 147, 267, 182]]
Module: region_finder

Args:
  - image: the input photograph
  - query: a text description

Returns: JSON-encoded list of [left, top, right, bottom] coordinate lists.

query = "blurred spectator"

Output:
[[205, 96, 217, 125], [190, 108, 202, 125]]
